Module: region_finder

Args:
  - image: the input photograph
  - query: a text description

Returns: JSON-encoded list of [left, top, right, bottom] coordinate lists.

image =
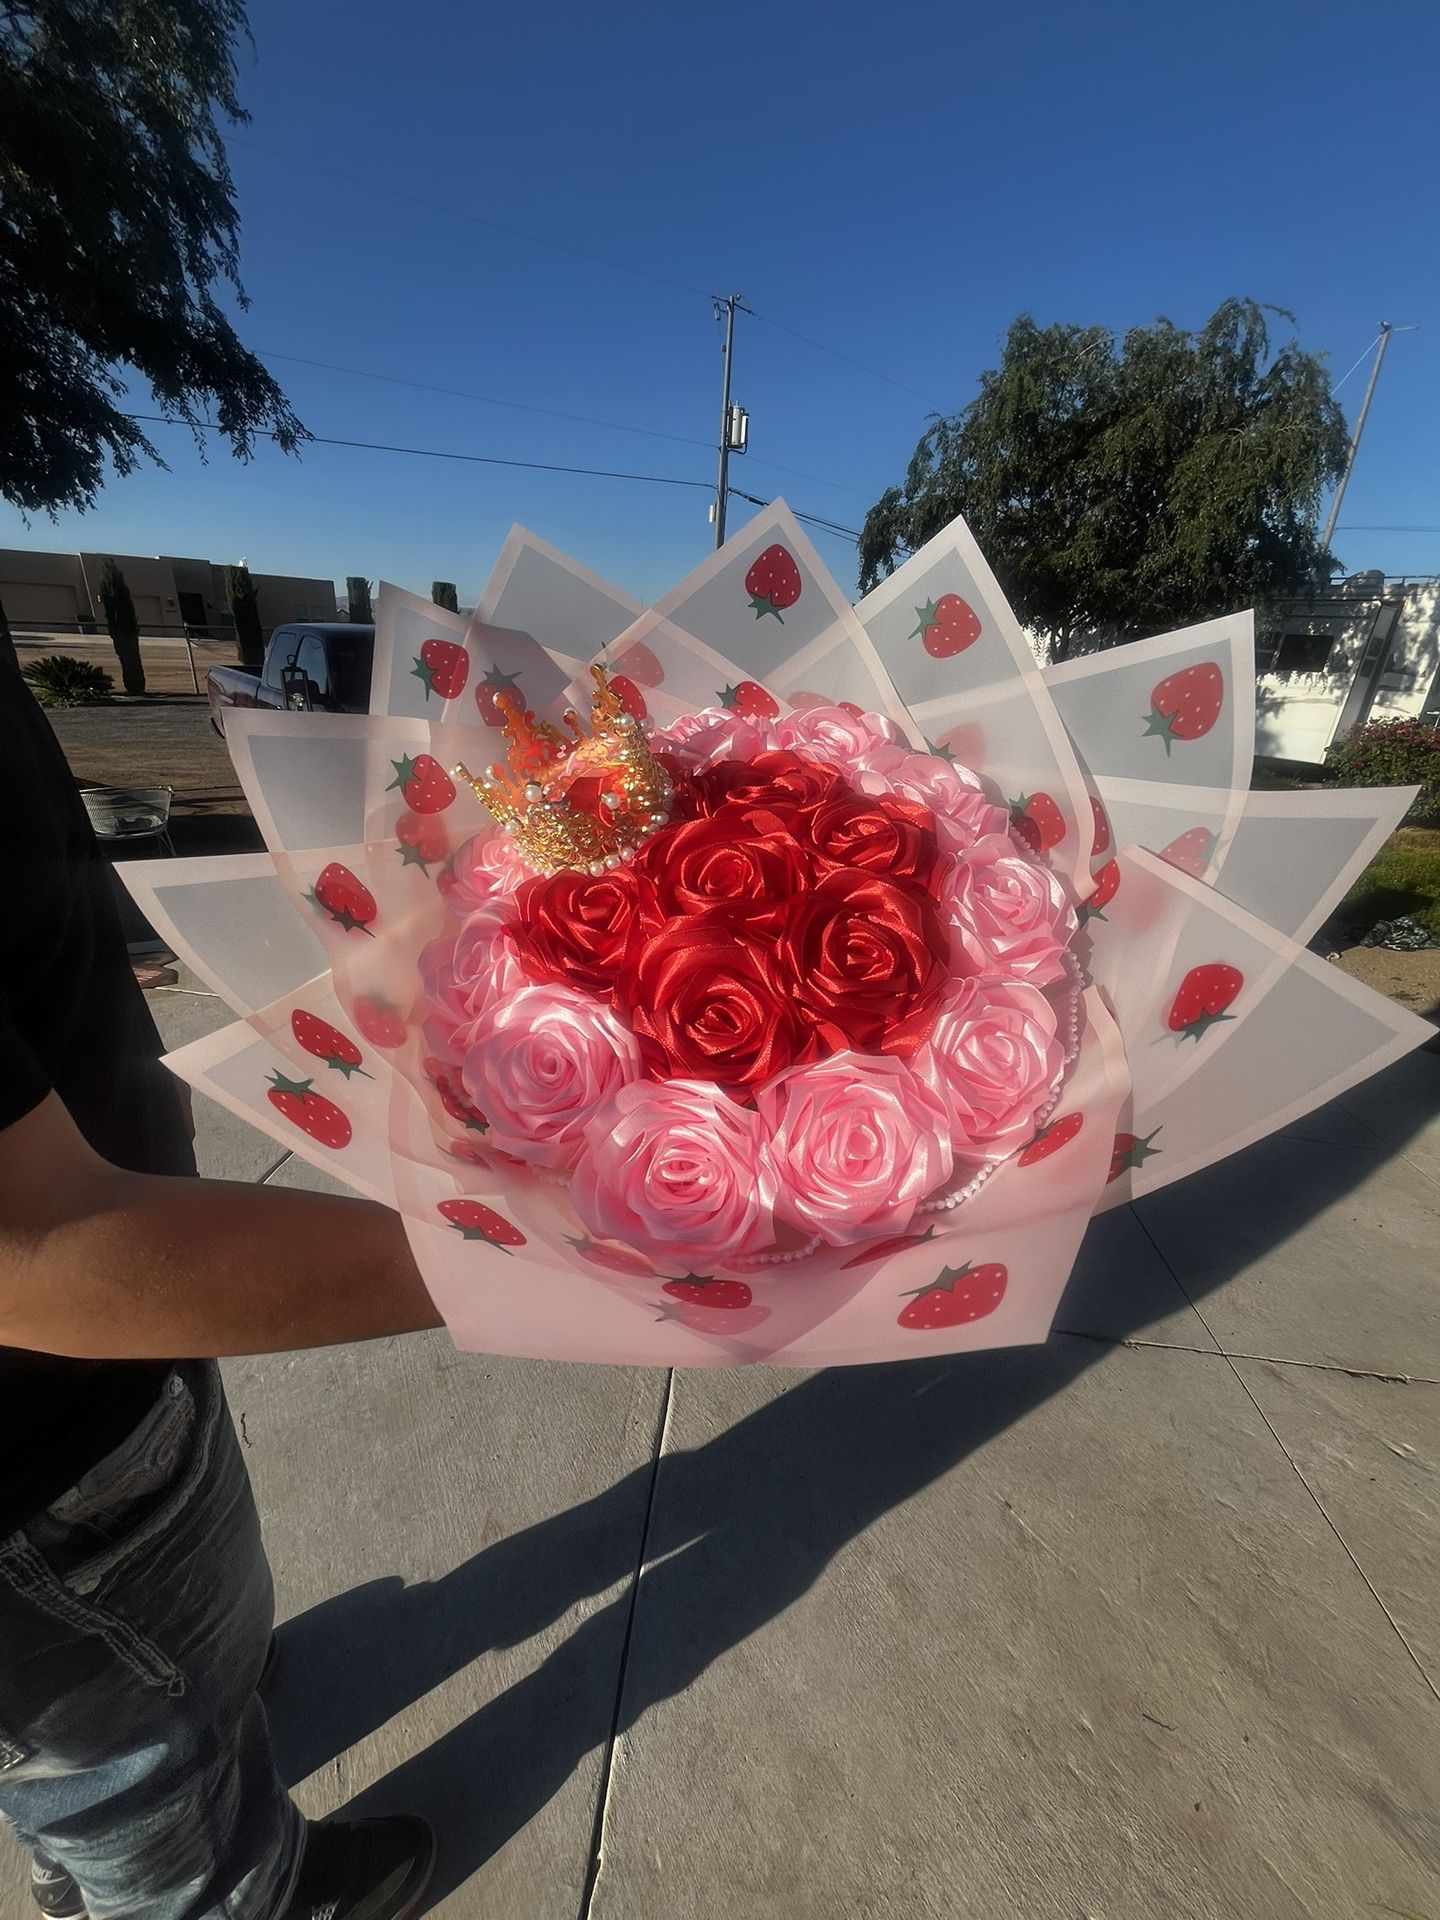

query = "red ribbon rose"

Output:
[[638, 813, 814, 917], [511, 866, 658, 1000], [693, 750, 847, 817], [621, 912, 814, 1089], [778, 867, 949, 1058], [802, 791, 943, 892]]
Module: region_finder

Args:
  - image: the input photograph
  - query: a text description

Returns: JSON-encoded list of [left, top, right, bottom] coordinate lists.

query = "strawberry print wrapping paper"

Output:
[[122, 505, 1433, 1368]]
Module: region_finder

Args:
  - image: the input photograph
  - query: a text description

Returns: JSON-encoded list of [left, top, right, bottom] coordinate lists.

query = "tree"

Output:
[[98, 558, 144, 694], [431, 581, 459, 614], [859, 300, 1350, 662], [0, 0, 306, 665], [225, 564, 263, 669], [347, 577, 374, 624]]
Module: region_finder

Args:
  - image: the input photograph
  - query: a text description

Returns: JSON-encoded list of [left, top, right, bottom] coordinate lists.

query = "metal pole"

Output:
[[714, 293, 739, 549], [184, 632, 200, 694], [1320, 322, 1392, 557]]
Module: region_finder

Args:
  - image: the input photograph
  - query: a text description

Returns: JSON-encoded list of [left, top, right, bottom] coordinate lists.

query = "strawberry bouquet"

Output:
[[124, 508, 1432, 1366]]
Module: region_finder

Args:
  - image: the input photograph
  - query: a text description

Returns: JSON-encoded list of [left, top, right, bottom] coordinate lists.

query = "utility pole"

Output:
[[1321, 321, 1412, 560], [712, 292, 750, 549]]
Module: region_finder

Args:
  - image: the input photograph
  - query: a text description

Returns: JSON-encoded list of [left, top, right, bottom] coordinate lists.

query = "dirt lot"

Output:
[[1332, 946, 1440, 1025], [45, 696, 263, 857], [17, 634, 238, 698]]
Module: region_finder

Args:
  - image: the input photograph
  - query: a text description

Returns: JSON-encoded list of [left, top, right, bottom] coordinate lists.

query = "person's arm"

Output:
[[0, 1092, 442, 1360]]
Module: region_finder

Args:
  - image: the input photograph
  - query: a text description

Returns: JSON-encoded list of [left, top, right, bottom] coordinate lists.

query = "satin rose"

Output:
[[437, 828, 530, 918], [779, 868, 949, 1058], [621, 913, 812, 1089], [419, 904, 527, 1056], [693, 749, 846, 818], [655, 710, 778, 767], [773, 704, 904, 765], [917, 977, 1066, 1163], [460, 981, 641, 1170], [801, 790, 944, 893], [638, 813, 812, 917], [571, 1079, 776, 1265], [758, 1052, 953, 1245], [941, 832, 1076, 987], [855, 750, 1010, 853], [511, 866, 657, 1000]]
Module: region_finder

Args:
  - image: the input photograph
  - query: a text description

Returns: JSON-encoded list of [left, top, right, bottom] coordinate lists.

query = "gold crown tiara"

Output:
[[452, 666, 674, 876]]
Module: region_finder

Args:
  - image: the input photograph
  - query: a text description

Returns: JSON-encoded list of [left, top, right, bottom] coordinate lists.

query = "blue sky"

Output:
[[12, 0, 1440, 603]]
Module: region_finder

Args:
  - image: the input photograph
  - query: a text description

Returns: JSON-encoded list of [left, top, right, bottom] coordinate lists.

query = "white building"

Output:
[[1255, 573, 1440, 765]]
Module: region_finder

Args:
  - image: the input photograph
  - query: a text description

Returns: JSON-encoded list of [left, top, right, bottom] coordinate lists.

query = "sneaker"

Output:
[[282, 1816, 437, 1920], [31, 1854, 86, 1920]]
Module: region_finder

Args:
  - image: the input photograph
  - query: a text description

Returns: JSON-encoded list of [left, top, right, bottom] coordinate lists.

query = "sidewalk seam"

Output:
[[577, 1367, 675, 1920], [1055, 1326, 1440, 1387], [1130, 1212, 1440, 1705]]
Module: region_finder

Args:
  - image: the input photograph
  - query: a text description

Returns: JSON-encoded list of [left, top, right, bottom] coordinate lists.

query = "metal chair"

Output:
[[80, 785, 176, 856]]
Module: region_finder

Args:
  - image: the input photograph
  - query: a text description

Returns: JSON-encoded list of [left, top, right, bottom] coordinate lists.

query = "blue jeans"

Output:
[[0, 1364, 304, 1920]]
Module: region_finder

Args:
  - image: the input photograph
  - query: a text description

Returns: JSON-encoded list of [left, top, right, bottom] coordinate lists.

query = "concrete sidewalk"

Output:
[[4, 975, 1438, 1918]]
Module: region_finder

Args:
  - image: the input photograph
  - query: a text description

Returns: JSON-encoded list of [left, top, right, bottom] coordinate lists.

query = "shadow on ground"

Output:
[[260, 1055, 1440, 1907]]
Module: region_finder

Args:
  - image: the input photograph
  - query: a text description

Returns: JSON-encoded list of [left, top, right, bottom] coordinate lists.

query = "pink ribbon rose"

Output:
[[773, 704, 903, 764], [571, 1080, 777, 1266], [418, 903, 527, 1057], [941, 832, 1076, 986], [918, 978, 1066, 1164], [437, 828, 531, 918], [653, 709, 778, 767], [855, 750, 1010, 853], [757, 1052, 953, 1244], [460, 980, 641, 1171]]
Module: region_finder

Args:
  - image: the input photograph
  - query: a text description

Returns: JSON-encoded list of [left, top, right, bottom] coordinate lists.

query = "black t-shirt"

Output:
[[0, 650, 195, 1533]]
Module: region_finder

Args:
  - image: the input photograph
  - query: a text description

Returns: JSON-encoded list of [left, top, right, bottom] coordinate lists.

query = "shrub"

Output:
[[22, 654, 114, 706], [1327, 717, 1440, 824]]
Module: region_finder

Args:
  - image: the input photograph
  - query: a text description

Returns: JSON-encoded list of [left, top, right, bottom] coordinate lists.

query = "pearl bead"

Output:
[[524, 782, 542, 802], [588, 861, 604, 876], [649, 811, 668, 826], [602, 791, 622, 810], [603, 854, 620, 871]]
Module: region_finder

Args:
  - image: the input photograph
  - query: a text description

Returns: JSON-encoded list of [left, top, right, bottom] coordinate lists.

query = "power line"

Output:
[[1337, 525, 1440, 533], [258, 346, 871, 499], [256, 349, 713, 451], [1330, 333, 1383, 398], [124, 413, 714, 490], [748, 309, 946, 411], [233, 137, 939, 416]]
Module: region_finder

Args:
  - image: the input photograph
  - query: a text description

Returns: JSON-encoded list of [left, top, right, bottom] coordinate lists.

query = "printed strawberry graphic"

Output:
[[309, 863, 377, 935], [1079, 857, 1121, 923], [266, 1073, 352, 1149], [476, 664, 523, 727], [566, 1235, 655, 1277], [1159, 827, 1217, 879], [437, 1198, 525, 1250], [744, 544, 802, 621], [1143, 662, 1225, 754], [1009, 791, 1067, 853], [719, 680, 780, 721], [839, 1225, 937, 1269], [290, 1010, 371, 1081], [1017, 1113, 1084, 1167], [1090, 797, 1111, 857], [910, 592, 981, 658], [352, 995, 407, 1050], [423, 1058, 488, 1133], [387, 753, 455, 815], [662, 1274, 754, 1310], [410, 639, 469, 702], [613, 640, 664, 688], [897, 1261, 1008, 1331], [608, 674, 648, 722], [396, 809, 449, 873], [1108, 1129, 1162, 1183], [1167, 963, 1243, 1041]]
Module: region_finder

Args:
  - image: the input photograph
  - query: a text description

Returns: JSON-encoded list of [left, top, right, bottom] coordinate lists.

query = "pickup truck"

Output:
[[207, 623, 375, 737]]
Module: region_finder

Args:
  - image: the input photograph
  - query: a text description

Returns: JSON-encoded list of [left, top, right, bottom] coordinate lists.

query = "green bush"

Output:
[[1342, 829, 1440, 937], [1326, 717, 1440, 824], [22, 654, 114, 706]]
